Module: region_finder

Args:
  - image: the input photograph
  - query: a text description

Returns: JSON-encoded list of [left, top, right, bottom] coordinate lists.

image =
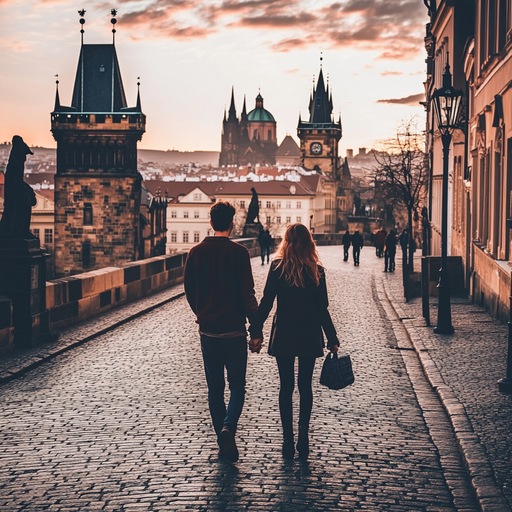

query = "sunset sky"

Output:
[[0, 0, 428, 154]]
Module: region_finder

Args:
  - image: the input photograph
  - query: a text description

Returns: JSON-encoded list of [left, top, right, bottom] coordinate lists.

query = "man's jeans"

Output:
[[200, 335, 247, 437]]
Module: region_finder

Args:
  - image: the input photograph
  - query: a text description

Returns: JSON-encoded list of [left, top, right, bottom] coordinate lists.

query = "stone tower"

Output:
[[297, 64, 343, 233], [297, 66, 342, 178], [51, 15, 145, 277], [219, 88, 240, 166]]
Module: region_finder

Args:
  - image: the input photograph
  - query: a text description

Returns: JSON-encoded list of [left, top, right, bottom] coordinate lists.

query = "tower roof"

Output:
[[228, 87, 237, 121], [309, 68, 333, 123], [71, 44, 128, 113]]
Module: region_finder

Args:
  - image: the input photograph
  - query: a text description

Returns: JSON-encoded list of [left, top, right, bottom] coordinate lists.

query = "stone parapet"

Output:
[[47, 252, 187, 331]]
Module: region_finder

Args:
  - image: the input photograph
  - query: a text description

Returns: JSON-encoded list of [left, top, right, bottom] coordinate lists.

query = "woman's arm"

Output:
[[317, 274, 340, 349], [257, 263, 279, 327]]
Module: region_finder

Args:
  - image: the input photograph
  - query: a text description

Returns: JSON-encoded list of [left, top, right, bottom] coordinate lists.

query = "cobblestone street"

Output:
[[0, 247, 481, 511]]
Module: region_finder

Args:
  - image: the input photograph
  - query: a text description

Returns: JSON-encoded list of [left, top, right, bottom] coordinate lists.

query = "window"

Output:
[[183, 211, 189, 218], [82, 242, 91, 267], [84, 203, 93, 225], [240, 200, 245, 209], [183, 232, 189, 243], [258, 200, 262, 207], [171, 210, 177, 218], [194, 232, 200, 243], [296, 201, 301, 209], [193, 192, 200, 201], [266, 216, 271, 224], [266, 201, 272, 208], [276, 201, 281, 208], [33, 228, 40, 239], [268, 129, 272, 141], [286, 216, 291, 224], [276, 216, 281, 224], [44, 229, 53, 244], [194, 211, 199, 219], [286, 201, 291, 209], [171, 232, 177, 243]]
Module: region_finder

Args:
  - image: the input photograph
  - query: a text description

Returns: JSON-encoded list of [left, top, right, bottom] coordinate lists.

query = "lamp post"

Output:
[[431, 58, 463, 334]]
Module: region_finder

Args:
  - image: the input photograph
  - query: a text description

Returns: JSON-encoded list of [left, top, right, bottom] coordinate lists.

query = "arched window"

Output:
[[84, 203, 93, 225], [254, 129, 259, 140], [268, 130, 272, 141]]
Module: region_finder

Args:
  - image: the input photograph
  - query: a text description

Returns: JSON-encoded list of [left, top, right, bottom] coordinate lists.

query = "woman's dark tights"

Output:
[[276, 356, 316, 439]]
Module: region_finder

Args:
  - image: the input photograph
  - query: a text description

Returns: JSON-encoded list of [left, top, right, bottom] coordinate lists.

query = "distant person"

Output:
[[384, 230, 398, 272], [352, 230, 364, 266], [184, 201, 263, 463], [258, 229, 271, 265], [342, 230, 351, 262], [375, 228, 386, 258], [254, 224, 339, 460]]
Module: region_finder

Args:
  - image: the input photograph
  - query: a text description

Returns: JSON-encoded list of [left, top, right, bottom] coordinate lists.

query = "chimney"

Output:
[[358, 147, 367, 156], [346, 149, 353, 158]]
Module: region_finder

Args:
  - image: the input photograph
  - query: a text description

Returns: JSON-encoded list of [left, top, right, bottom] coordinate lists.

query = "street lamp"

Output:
[[431, 57, 463, 334]]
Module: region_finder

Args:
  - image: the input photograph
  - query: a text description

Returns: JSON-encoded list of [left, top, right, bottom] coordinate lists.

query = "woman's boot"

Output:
[[296, 425, 309, 460]]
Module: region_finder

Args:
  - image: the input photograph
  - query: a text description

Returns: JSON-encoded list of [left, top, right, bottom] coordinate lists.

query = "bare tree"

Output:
[[371, 120, 428, 268]]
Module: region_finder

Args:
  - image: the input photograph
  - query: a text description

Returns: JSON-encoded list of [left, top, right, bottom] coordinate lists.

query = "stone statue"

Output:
[[246, 187, 259, 224], [0, 135, 37, 240]]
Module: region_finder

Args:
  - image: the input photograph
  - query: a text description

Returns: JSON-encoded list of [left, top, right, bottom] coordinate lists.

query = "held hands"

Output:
[[329, 344, 339, 354], [249, 338, 263, 354]]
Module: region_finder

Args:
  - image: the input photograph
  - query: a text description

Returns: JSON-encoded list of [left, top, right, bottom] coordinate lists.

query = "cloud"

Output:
[[110, 0, 426, 58], [377, 93, 425, 105], [381, 71, 403, 76]]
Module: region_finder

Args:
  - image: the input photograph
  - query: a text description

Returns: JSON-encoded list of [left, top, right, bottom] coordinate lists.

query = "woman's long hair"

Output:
[[275, 223, 321, 287]]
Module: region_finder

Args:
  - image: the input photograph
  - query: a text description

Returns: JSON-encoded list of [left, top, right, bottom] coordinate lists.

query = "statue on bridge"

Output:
[[0, 135, 37, 240], [243, 187, 263, 237]]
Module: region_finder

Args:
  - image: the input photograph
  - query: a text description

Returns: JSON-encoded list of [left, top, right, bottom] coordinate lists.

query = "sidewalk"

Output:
[[381, 260, 512, 512]]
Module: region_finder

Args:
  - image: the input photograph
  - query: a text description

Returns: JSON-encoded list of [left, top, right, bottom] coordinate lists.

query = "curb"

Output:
[[380, 277, 511, 512], [0, 291, 185, 386]]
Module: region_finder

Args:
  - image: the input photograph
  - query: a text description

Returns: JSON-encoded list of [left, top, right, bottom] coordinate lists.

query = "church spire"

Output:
[[136, 78, 142, 111], [228, 86, 237, 121], [241, 94, 248, 121], [54, 77, 61, 112]]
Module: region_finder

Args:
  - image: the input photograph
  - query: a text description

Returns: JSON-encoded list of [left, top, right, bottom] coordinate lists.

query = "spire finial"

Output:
[[320, 51, 323, 67], [54, 75, 61, 112], [111, 9, 118, 44], [136, 76, 141, 111], [78, 9, 86, 45]]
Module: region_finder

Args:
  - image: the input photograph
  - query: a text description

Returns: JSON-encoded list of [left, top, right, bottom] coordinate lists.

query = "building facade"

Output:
[[424, 0, 512, 321], [51, 35, 146, 277], [219, 90, 278, 167]]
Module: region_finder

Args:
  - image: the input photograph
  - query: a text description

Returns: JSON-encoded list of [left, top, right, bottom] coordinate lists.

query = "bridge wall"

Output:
[[0, 296, 14, 351]]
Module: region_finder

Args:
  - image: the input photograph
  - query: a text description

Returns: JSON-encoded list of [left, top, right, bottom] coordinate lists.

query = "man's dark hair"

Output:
[[210, 201, 235, 232]]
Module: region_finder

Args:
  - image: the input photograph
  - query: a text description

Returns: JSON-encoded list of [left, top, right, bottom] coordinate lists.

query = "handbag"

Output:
[[320, 352, 354, 390]]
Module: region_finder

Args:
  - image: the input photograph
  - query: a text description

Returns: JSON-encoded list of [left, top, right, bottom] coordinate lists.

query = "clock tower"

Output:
[[297, 66, 342, 178]]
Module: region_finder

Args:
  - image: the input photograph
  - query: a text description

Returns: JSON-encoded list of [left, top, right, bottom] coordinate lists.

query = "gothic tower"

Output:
[[219, 88, 240, 166], [297, 66, 342, 178], [51, 13, 145, 277]]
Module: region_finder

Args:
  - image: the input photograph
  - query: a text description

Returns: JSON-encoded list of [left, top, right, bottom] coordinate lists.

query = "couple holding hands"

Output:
[[184, 201, 339, 463]]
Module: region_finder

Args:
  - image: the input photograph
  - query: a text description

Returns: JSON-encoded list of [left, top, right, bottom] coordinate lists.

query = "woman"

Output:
[[256, 224, 339, 460]]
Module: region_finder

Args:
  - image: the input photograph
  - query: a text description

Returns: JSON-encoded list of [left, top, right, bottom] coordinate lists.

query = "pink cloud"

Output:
[[377, 93, 425, 105]]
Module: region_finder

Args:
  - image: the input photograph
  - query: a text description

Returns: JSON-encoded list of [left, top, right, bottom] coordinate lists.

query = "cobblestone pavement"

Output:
[[0, 247, 482, 511], [383, 257, 512, 511]]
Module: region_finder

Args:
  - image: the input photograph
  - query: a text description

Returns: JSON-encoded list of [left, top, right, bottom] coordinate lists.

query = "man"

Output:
[[342, 230, 351, 262], [184, 201, 262, 463], [352, 230, 364, 266], [258, 229, 270, 265], [375, 228, 386, 258]]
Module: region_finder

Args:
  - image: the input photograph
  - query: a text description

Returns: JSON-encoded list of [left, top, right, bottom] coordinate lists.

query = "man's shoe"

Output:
[[220, 427, 239, 463]]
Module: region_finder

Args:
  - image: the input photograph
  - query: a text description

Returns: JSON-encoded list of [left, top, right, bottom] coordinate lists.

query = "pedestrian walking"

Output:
[[184, 201, 263, 463], [352, 230, 364, 266], [384, 230, 397, 272], [258, 229, 272, 264], [342, 230, 351, 262], [375, 228, 386, 258], [253, 224, 339, 460]]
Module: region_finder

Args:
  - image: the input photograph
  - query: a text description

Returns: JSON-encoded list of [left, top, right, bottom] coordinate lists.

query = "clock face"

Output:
[[310, 142, 323, 155]]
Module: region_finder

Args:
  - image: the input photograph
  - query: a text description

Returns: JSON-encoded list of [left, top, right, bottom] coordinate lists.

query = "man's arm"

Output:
[[238, 249, 262, 338]]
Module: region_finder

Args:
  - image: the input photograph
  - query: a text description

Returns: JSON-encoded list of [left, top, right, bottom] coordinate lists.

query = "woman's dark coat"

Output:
[[257, 261, 339, 358]]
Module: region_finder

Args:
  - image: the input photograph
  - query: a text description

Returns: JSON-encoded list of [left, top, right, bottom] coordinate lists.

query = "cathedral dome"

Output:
[[247, 93, 275, 123]]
